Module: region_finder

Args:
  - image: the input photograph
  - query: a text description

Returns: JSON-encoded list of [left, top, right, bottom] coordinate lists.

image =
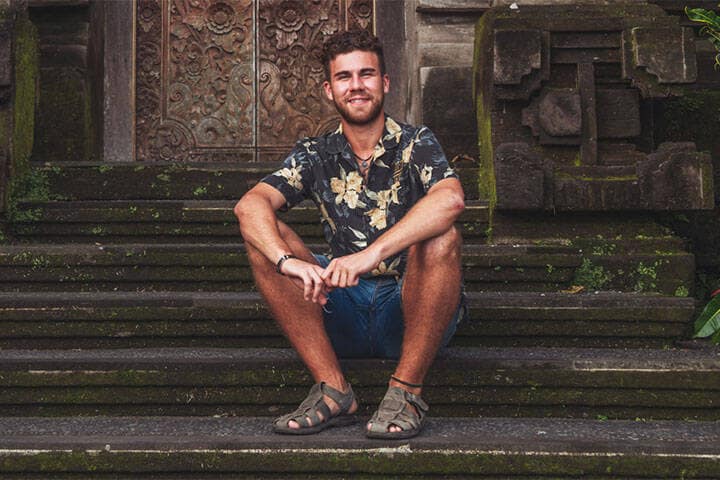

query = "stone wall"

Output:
[[29, 0, 93, 162], [407, 0, 719, 165]]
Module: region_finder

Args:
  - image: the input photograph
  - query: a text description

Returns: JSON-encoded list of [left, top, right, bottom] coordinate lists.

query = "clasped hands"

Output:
[[279, 250, 381, 305]]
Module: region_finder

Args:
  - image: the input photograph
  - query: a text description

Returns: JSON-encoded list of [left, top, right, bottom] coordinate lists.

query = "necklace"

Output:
[[353, 151, 374, 174]]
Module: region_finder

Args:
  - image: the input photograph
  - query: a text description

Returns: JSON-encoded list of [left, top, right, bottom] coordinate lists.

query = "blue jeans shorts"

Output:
[[314, 254, 466, 359]]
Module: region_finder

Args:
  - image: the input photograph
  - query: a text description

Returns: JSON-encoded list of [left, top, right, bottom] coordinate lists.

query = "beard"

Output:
[[333, 92, 385, 126]]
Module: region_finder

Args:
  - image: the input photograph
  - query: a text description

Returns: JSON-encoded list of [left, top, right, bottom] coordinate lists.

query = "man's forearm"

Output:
[[366, 180, 465, 261], [234, 192, 292, 266]]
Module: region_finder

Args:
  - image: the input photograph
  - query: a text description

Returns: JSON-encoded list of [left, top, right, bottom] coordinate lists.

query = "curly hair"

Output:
[[320, 30, 386, 80]]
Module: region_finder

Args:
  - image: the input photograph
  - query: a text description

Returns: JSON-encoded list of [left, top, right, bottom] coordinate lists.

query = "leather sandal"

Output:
[[273, 382, 359, 435], [366, 386, 429, 439]]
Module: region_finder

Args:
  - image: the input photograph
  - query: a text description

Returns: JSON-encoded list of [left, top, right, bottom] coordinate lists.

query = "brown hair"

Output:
[[320, 30, 386, 80]]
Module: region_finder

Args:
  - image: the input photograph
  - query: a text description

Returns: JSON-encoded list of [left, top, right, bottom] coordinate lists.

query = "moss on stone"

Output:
[[7, 10, 38, 205], [35, 70, 92, 162], [659, 90, 720, 160], [573, 258, 612, 290]]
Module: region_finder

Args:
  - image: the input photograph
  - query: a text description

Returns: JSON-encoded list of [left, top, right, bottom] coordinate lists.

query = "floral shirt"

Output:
[[261, 116, 458, 278]]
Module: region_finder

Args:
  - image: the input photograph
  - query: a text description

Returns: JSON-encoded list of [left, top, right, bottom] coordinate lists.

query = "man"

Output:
[[234, 30, 465, 439]]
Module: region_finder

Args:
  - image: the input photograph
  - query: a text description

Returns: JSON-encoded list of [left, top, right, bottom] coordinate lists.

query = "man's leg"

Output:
[[246, 219, 357, 428], [368, 226, 463, 433]]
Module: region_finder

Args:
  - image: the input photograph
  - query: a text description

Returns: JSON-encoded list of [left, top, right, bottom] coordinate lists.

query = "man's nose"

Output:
[[349, 74, 363, 90]]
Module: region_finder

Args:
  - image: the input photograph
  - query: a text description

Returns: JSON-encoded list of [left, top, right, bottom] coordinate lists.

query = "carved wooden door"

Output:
[[135, 0, 373, 162]]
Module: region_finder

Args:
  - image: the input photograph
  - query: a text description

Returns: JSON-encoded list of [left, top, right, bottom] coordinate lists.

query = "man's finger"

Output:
[[311, 271, 324, 303], [302, 273, 313, 301]]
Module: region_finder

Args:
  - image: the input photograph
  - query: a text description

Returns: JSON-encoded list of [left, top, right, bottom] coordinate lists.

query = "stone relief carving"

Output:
[[475, 4, 712, 212], [136, 0, 373, 162]]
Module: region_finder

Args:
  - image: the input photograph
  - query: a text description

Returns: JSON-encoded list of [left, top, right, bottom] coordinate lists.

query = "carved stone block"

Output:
[[639, 143, 714, 211], [596, 89, 640, 139], [495, 143, 545, 211], [630, 27, 697, 84], [493, 29, 542, 85], [493, 29, 549, 100], [553, 166, 641, 211], [475, 3, 712, 212], [539, 89, 581, 137]]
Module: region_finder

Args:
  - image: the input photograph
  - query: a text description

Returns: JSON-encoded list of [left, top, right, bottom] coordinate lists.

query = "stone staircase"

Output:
[[0, 162, 718, 478]]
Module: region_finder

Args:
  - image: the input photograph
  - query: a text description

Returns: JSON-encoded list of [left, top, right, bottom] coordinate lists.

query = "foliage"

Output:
[[694, 290, 720, 344], [573, 258, 612, 291], [686, 5, 720, 68]]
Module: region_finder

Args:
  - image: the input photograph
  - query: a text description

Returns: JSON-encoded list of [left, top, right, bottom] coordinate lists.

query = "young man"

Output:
[[234, 30, 466, 439]]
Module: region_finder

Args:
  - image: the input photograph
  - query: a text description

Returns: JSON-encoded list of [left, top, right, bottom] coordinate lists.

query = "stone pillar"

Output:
[[0, 0, 38, 217], [90, 0, 133, 162], [0, 0, 12, 215]]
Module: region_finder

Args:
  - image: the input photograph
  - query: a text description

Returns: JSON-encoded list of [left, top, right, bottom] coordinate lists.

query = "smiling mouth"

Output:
[[348, 97, 370, 105]]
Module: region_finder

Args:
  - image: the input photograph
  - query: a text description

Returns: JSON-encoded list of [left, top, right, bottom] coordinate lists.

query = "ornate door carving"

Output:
[[135, 0, 374, 162]]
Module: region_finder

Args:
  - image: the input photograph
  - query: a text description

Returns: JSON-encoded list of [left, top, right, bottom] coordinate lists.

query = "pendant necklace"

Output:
[[354, 151, 374, 175]]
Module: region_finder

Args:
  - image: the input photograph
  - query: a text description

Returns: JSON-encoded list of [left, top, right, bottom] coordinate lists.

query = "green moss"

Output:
[[573, 258, 612, 290], [633, 260, 667, 292], [674, 286, 690, 297], [474, 12, 496, 217], [3, 11, 39, 213], [659, 91, 720, 160], [35, 70, 92, 161]]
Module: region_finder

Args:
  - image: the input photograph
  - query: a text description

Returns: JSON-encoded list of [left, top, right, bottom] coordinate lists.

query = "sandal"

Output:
[[273, 382, 359, 435], [366, 385, 429, 439]]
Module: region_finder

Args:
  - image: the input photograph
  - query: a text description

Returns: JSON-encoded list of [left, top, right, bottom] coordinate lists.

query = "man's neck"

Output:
[[342, 113, 385, 157]]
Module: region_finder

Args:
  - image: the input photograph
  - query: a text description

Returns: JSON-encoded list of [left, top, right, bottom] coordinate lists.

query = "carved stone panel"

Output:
[[475, 4, 712, 212], [136, 0, 373, 162]]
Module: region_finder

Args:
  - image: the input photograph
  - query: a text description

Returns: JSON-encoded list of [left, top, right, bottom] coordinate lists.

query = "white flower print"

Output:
[[419, 165, 433, 187], [330, 167, 366, 209], [274, 158, 303, 190]]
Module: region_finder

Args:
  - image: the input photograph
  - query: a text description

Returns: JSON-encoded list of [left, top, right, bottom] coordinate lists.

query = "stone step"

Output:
[[33, 161, 481, 201], [8, 200, 490, 243], [0, 416, 717, 478], [0, 291, 696, 349], [0, 346, 717, 419], [0, 244, 582, 292]]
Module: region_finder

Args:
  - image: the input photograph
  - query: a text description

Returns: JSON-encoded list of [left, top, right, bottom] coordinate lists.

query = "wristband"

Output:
[[275, 254, 297, 275]]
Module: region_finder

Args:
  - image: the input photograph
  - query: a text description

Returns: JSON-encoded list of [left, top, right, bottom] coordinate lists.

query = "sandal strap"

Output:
[[274, 382, 355, 428], [368, 386, 429, 433]]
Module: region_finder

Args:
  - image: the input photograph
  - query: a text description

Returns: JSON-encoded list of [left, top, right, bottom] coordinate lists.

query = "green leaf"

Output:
[[694, 294, 720, 338], [686, 7, 720, 28]]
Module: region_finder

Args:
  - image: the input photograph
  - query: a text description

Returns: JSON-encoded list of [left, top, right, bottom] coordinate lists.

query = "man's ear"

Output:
[[383, 74, 390, 94], [323, 80, 334, 101]]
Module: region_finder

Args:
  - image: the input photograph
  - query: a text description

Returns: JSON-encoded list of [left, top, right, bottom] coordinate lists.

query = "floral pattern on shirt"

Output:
[[261, 116, 457, 277]]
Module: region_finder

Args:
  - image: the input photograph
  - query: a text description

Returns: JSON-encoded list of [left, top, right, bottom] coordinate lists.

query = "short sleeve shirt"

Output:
[[261, 116, 458, 277]]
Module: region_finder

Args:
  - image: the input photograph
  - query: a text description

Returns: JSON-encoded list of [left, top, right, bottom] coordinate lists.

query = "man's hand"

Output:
[[280, 258, 331, 305], [320, 249, 382, 289]]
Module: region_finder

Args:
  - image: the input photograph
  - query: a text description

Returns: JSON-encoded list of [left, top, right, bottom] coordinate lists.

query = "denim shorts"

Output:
[[314, 254, 466, 359]]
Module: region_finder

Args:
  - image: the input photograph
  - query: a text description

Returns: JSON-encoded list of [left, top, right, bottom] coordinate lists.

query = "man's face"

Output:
[[323, 50, 389, 126]]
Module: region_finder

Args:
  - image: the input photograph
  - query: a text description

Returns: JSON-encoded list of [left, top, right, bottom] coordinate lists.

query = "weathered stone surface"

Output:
[[539, 89, 581, 137], [629, 27, 697, 85], [495, 143, 545, 210], [0, 416, 718, 478], [553, 166, 641, 211], [596, 89, 641, 139], [639, 142, 714, 210], [421, 66, 477, 161], [493, 29, 549, 100], [0, 17, 10, 90], [476, 3, 714, 213]]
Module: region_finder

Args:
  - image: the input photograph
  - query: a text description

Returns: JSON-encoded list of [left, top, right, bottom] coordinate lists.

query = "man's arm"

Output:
[[320, 177, 465, 288], [234, 183, 328, 304]]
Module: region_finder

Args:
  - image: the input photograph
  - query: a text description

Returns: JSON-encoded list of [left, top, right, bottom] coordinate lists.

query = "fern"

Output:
[[687, 5, 720, 68]]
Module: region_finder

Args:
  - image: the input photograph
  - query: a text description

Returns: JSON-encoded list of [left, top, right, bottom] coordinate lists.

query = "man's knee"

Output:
[[410, 226, 462, 264]]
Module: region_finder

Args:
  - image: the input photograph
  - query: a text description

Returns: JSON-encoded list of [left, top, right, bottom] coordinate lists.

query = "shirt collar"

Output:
[[325, 115, 403, 155]]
